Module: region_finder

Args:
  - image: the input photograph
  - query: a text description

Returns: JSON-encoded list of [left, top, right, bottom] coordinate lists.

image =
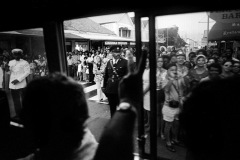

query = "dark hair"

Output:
[[21, 72, 89, 148], [162, 55, 170, 60], [188, 52, 196, 57], [180, 77, 240, 159], [170, 53, 177, 58], [221, 59, 233, 66], [166, 62, 177, 70], [207, 62, 222, 74], [196, 49, 207, 57]]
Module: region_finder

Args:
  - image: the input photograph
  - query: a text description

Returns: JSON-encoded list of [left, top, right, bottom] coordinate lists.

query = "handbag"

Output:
[[168, 82, 181, 109], [168, 100, 180, 108]]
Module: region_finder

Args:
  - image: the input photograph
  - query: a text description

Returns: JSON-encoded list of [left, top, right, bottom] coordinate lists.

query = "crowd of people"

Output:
[[66, 47, 136, 104], [66, 47, 136, 82], [1, 44, 240, 160], [0, 49, 48, 120], [142, 46, 240, 153], [0, 50, 48, 91]]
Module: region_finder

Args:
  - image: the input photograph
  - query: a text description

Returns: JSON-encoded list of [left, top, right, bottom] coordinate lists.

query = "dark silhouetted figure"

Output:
[[180, 76, 240, 160], [19, 73, 98, 160]]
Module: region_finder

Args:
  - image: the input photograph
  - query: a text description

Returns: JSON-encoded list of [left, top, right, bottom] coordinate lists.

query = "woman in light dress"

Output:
[[93, 55, 106, 102], [143, 56, 167, 135], [156, 56, 167, 138]]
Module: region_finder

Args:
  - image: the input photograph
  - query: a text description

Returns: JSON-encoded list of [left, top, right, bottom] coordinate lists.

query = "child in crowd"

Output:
[[77, 60, 83, 81], [82, 57, 88, 82]]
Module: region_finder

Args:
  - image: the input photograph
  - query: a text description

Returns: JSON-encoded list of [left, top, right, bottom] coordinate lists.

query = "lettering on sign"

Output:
[[105, 41, 128, 45], [210, 10, 240, 23], [118, 42, 128, 45], [223, 30, 240, 36], [105, 41, 118, 45], [222, 12, 240, 19]]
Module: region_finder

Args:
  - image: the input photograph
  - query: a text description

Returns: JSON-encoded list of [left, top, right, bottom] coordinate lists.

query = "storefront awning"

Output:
[[208, 22, 240, 41], [78, 33, 134, 41], [1, 29, 87, 40], [65, 30, 134, 42]]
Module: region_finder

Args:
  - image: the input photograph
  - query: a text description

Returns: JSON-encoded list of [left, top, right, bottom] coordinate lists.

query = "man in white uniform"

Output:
[[8, 48, 30, 119]]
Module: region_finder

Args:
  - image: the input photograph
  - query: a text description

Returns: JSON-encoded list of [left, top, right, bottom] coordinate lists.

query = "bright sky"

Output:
[[128, 12, 216, 43]]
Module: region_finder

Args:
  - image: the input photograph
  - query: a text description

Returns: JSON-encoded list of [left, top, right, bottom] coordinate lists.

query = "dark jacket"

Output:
[[103, 58, 128, 94]]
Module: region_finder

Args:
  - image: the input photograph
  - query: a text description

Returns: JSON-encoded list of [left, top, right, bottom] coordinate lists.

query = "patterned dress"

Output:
[[93, 62, 105, 83]]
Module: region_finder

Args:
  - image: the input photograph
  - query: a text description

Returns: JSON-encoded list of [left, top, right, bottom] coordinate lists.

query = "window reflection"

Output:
[[0, 28, 48, 121]]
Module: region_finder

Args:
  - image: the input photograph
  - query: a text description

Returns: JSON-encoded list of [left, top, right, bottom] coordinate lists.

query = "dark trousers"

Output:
[[11, 88, 24, 117], [106, 93, 119, 117], [88, 63, 94, 82]]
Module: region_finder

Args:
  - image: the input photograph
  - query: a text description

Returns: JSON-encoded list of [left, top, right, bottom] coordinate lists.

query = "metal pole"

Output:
[[43, 21, 68, 74], [149, 15, 157, 160], [135, 11, 146, 158], [207, 13, 209, 49], [167, 28, 168, 48]]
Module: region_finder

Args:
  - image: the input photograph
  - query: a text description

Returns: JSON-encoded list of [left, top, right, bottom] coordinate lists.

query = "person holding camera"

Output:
[[161, 63, 188, 152]]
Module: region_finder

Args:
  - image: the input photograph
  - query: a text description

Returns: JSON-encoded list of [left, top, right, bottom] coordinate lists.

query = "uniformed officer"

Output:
[[102, 45, 128, 117]]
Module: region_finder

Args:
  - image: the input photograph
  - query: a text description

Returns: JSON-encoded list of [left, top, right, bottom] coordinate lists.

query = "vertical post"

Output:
[[43, 21, 68, 74], [207, 12, 210, 49], [135, 11, 146, 158], [149, 15, 157, 160], [29, 37, 32, 58], [167, 28, 168, 48]]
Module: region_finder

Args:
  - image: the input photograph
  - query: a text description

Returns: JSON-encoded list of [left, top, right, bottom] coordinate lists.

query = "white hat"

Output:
[[195, 54, 206, 64], [11, 48, 23, 55]]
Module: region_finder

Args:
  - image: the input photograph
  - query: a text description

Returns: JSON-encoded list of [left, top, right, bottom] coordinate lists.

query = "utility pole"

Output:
[[199, 12, 213, 48], [207, 12, 210, 48], [166, 28, 168, 48]]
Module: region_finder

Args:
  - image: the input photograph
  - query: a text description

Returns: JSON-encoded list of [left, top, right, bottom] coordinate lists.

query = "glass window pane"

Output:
[[0, 28, 48, 121]]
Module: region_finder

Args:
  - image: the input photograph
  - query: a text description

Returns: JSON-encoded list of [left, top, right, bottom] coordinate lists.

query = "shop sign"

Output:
[[118, 42, 128, 45], [105, 41, 128, 45], [130, 42, 136, 45], [223, 30, 240, 36], [210, 10, 240, 23], [105, 41, 118, 45]]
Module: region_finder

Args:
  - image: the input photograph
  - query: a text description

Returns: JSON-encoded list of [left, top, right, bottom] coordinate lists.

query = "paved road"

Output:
[[82, 82, 187, 160], [7, 80, 187, 160]]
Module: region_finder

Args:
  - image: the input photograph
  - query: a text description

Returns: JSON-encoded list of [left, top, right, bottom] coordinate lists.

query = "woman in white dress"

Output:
[[93, 55, 106, 102], [143, 58, 150, 133], [143, 57, 167, 134], [156, 56, 167, 138]]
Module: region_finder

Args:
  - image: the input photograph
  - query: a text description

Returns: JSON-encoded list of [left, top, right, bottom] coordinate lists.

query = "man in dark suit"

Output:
[[103, 45, 128, 117]]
